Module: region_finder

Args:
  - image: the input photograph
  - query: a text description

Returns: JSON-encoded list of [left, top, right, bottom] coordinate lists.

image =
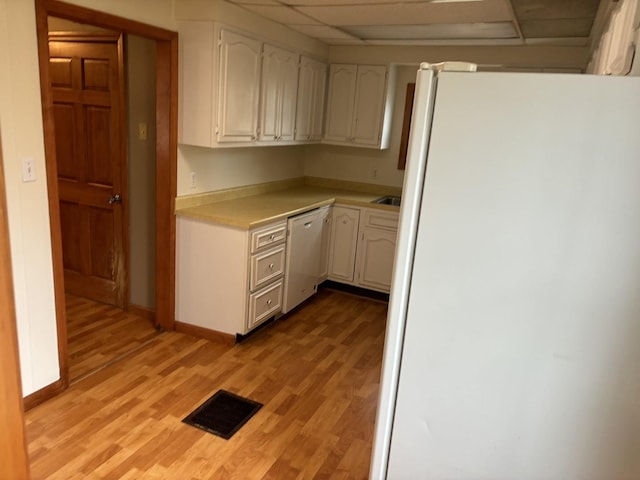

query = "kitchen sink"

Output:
[[372, 195, 401, 206]]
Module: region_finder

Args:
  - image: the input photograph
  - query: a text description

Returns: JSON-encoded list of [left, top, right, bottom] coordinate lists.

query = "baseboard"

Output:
[[175, 321, 236, 346], [23, 378, 66, 411], [320, 280, 390, 302], [127, 303, 156, 323]]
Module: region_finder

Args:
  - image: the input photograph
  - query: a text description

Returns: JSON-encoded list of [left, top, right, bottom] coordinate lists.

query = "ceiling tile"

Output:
[[287, 24, 360, 39], [520, 18, 594, 38], [240, 4, 321, 24], [280, 0, 430, 4], [343, 22, 518, 40], [295, 1, 512, 26], [512, 0, 600, 21], [228, 0, 282, 4]]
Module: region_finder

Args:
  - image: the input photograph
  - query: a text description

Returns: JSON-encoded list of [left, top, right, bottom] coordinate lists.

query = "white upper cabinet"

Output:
[[178, 21, 215, 147], [324, 64, 395, 149], [295, 56, 328, 142], [217, 29, 262, 143], [259, 45, 299, 143], [324, 64, 357, 143], [178, 21, 328, 148]]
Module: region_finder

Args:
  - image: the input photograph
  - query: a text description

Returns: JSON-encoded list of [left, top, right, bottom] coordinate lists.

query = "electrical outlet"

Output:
[[21, 158, 36, 182], [190, 171, 197, 188]]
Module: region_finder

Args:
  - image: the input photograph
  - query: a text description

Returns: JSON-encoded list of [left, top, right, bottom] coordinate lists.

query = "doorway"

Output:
[[32, 0, 177, 404]]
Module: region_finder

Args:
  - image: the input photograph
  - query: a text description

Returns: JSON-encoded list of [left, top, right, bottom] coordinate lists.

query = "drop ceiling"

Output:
[[225, 0, 606, 46]]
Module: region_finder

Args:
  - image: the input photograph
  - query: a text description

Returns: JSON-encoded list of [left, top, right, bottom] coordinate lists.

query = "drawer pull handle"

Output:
[[267, 299, 272, 305], [268, 263, 274, 270], [269, 234, 275, 240]]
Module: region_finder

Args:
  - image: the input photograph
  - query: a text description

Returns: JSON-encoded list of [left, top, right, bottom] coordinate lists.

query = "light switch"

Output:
[[21, 158, 36, 182], [138, 122, 148, 141]]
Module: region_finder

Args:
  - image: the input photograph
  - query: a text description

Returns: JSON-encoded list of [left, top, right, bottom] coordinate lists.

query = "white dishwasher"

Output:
[[282, 207, 326, 313]]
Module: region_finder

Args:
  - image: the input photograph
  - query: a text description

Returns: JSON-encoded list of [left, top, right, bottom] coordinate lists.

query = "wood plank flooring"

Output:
[[26, 289, 388, 479], [66, 295, 159, 382]]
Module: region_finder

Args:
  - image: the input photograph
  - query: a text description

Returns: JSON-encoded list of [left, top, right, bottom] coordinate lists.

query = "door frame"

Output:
[[31, 0, 177, 406], [0, 133, 31, 479]]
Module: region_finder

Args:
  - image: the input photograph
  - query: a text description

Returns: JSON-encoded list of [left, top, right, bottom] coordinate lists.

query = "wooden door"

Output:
[[48, 35, 127, 308]]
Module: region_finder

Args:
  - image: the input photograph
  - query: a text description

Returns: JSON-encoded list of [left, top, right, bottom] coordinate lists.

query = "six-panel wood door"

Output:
[[48, 35, 126, 308]]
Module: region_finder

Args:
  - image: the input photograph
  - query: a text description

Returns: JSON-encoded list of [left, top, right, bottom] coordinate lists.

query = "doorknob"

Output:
[[108, 194, 122, 205]]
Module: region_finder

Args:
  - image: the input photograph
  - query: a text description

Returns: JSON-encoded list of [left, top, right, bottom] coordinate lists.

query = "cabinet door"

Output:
[[296, 57, 327, 141], [260, 45, 299, 142], [356, 227, 396, 292], [352, 65, 387, 146], [319, 206, 332, 281], [310, 61, 328, 141], [178, 21, 214, 147], [324, 64, 357, 142], [328, 206, 360, 283], [217, 29, 261, 143]]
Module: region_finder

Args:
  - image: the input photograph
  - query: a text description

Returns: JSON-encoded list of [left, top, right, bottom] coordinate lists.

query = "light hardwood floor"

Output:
[[66, 294, 160, 382], [26, 288, 388, 479]]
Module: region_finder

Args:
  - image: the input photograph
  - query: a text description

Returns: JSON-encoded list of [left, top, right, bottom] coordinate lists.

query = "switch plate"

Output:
[[21, 158, 36, 182], [138, 122, 148, 141]]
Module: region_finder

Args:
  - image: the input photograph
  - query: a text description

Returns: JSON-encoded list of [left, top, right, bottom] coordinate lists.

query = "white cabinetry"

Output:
[[324, 64, 395, 149], [178, 22, 327, 148], [328, 206, 361, 283], [176, 217, 286, 337], [355, 209, 399, 292], [259, 45, 299, 142], [319, 206, 333, 281], [296, 57, 328, 142], [217, 29, 262, 143], [327, 205, 399, 293]]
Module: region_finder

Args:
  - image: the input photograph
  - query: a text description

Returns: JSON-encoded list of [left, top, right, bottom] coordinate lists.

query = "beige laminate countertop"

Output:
[[175, 186, 400, 229]]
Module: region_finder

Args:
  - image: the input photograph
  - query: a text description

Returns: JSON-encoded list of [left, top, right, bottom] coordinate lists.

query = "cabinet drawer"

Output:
[[250, 222, 287, 252], [363, 209, 399, 230], [250, 244, 285, 291], [248, 280, 283, 330]]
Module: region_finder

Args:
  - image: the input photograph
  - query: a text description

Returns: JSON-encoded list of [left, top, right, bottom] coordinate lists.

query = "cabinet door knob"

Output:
[[251, 135, 256, 141], [269, 234, 275, 240], [267, 299, 272, 305], [268, 263, 274, 270], [274, 135, 278, 140]]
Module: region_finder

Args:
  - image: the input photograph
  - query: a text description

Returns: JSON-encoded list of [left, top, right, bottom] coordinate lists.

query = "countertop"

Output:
[[175, 185, 400, 229]]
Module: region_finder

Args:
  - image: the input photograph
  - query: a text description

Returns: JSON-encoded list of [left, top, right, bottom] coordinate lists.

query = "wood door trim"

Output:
[[33, 0, 178, 406], [0, 134, 31, 479]]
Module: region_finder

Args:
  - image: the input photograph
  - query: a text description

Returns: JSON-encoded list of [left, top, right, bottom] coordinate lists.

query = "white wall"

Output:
[[0, 0, 59, 396], [0, 0, 175, 397], [178, 145, 306, 195], [304, 65, 417, 188], [127, 35, 156, 310]]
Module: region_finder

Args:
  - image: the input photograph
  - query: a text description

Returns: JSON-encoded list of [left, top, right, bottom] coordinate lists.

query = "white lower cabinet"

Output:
[[176, 217, 286, 336], [328, 206, 360, 282], [328, 205, 399, 293], [319, 206, 333, 281]]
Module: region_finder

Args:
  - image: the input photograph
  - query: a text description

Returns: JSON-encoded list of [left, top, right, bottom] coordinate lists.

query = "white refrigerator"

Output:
[[371, 63, 640, 479]]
